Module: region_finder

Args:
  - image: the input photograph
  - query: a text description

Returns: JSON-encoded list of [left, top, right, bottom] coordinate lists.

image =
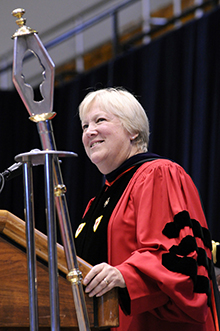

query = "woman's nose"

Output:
[[85, 123, 97, 136]]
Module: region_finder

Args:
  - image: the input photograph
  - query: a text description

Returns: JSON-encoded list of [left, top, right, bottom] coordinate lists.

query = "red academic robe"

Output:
[[105, 159, 216, 331]]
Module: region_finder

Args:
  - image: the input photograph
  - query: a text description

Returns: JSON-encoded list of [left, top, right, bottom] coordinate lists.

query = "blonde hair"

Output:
[[79, 88, 150, 152]]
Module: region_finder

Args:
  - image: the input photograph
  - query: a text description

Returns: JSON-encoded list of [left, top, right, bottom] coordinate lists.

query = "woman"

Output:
[[75, 88, 217, 331]]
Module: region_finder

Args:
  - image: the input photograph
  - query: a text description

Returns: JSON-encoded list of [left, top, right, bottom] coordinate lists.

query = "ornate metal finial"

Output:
[[11, 8, 37, 38]]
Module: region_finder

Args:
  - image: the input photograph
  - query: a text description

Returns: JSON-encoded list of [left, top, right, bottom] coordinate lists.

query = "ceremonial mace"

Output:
[[11, 8, 90, 331]]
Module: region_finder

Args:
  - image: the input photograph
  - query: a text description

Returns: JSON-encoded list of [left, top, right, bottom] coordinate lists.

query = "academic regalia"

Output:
[[75, 153, 217, 331]]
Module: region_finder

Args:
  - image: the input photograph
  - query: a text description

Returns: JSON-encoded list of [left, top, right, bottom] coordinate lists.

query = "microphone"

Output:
[[0, 149, 42, 194], [1, 162, 23, 181], [0, 161, 23, 194], [0, 149, 42, 182]]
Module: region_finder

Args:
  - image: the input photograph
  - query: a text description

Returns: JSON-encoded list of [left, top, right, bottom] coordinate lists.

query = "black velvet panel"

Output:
[[167, 236, 212, 277], [192, 221, 212, 250], [162, 210, 212, 249], [162, 211, 213, 305], [162, 252, 211, 305], [75, 156, 159, 266], [169, 235, 198, 256], [162, 210, 192, 238], [162, 252, 198, 284], [194, 276, 211, 307], [197, 247, 212, 279]]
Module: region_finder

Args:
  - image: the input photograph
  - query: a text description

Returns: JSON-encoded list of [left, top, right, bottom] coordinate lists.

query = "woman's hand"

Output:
[[83, 262, 126, 297]]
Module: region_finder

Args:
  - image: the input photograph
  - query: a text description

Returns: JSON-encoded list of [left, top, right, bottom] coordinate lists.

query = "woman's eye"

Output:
[[97, 118, 106, 123], [82, 124, 88, 131]]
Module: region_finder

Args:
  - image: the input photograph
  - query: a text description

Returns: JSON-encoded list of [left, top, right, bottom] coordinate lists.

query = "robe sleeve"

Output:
[[115, 160, 213, 324]]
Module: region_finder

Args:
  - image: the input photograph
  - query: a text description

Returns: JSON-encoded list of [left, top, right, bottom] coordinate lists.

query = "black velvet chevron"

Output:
[[168, 236, 212, 277], [162, 252, 198, 284], [169, 235, 197, 256], [162, 210, 212, 249], [162, 211, 212, 306]]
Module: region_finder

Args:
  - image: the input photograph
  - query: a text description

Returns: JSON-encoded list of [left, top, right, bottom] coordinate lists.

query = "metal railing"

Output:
[[0, 0, 219, 89], [122, 0, 219, 50]]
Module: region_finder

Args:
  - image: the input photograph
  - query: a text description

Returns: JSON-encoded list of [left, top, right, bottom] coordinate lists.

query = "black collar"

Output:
[[106, 152, 160, 183]]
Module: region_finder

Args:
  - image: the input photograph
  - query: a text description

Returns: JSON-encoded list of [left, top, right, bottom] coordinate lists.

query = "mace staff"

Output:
[[11, 8, 90, 331]]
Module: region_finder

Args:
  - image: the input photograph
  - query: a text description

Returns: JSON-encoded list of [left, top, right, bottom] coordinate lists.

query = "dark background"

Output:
[[0, 7, 220, 243]]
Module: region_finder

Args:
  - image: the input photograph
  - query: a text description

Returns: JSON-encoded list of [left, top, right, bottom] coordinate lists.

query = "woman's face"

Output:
[[81, 101, 138, 174]]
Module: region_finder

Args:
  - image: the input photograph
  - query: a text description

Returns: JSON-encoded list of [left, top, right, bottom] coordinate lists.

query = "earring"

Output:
[[131, 134, 138, 140]]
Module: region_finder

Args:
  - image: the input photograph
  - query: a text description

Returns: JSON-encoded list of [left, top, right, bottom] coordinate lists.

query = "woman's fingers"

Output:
[[83, 262, 125, 297]]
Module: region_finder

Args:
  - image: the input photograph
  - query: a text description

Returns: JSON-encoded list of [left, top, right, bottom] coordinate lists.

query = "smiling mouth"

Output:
[[90, 141, 104, 148]]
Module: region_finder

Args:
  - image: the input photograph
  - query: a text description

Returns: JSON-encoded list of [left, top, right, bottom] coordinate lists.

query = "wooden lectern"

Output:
[[0, 210, 119, 330]]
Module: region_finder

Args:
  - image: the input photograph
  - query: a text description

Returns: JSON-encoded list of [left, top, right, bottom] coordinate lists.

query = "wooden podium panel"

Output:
[[0, 210, 119, 330]]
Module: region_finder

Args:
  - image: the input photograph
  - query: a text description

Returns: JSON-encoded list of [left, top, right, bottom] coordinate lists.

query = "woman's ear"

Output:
[[130, 133, 139, 141]]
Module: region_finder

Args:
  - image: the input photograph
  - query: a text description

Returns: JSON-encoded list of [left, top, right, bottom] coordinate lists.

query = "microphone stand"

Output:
[[11, 8, 90, 331]]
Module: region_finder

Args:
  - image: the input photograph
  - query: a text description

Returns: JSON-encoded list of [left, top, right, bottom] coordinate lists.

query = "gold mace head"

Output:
[[11, 8, 37, 38]]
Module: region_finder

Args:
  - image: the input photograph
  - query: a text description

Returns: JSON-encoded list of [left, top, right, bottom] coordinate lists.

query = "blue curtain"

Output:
[[0, 6, 220, 242]]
